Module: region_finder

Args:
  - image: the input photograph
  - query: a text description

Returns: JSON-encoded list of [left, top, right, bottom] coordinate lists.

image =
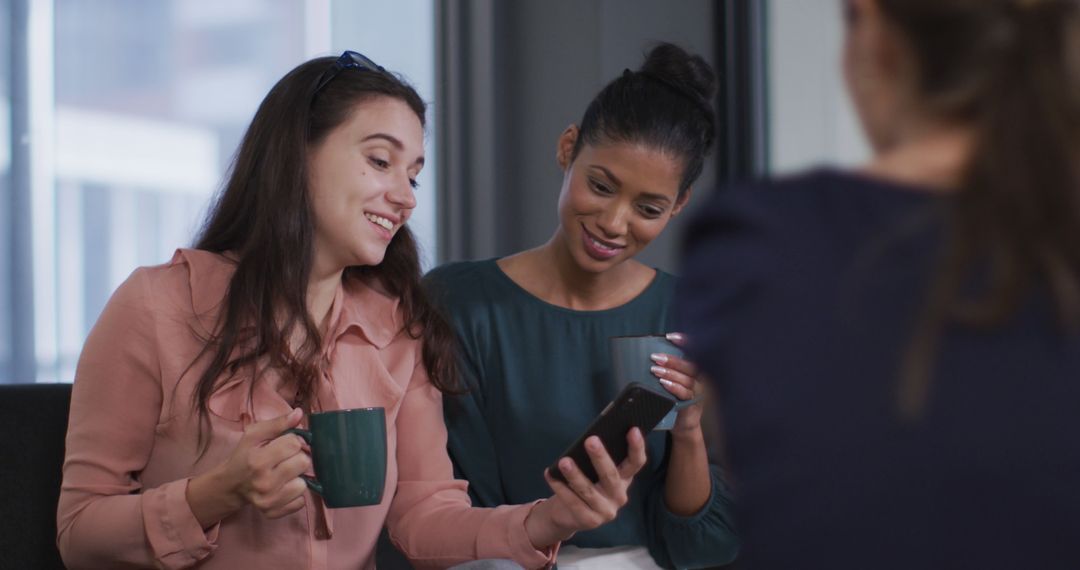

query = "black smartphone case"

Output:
[[548, 383, 676, 484]]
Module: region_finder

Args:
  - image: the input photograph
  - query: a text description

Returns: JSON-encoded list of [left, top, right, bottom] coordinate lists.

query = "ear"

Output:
[[671, 187, 693, 217], [556, 124, 580, 170]]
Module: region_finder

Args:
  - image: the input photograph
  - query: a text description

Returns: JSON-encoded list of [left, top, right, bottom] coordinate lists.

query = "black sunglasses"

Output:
[[312, 50, 386, 96]]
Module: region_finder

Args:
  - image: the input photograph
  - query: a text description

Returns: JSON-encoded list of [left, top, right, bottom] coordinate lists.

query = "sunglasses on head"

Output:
[[312, 50, 386, 96]]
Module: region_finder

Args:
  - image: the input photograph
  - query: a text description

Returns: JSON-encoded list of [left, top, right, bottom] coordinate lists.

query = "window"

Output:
[[3, 0, 437, 383], [767, 0, 869, 174], [0, 0, 11, 383]]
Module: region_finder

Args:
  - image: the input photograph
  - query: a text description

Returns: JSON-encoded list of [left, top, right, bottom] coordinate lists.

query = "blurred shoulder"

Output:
[[693, 167, 936, 230], [693, 168, 848, 221]]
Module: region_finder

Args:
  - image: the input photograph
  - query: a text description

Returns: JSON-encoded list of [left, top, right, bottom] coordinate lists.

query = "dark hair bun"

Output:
[[572, 41, 717, 194], [639, 42, 718, 109]]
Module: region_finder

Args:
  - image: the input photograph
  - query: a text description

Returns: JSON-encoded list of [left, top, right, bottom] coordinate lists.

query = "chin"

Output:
[[349, 248, 388, 268], [364, 253, 388, 267], [572, 246, 623, 274]]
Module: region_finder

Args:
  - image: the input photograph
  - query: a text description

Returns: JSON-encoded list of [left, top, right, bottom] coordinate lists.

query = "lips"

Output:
[[581, 225, 625, 261]]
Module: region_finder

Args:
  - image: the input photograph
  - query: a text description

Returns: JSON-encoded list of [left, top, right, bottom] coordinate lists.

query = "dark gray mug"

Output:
[[610, 335, 701, 430]]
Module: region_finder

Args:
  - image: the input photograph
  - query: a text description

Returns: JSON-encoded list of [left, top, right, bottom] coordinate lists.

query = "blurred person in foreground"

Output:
[[676, 0, 1080, 568]]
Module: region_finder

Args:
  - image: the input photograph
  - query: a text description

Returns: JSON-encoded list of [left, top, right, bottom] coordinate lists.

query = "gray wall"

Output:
[[439, 0, 717, 273]]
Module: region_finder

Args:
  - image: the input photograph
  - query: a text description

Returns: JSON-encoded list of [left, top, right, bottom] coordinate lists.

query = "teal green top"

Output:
[[424, 259, 739, 569]]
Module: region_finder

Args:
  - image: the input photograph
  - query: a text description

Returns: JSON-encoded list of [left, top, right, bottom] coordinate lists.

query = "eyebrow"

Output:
[[362, 133, 425, 167], [590, 165, 622, 186], [589, 165, 672, 203]]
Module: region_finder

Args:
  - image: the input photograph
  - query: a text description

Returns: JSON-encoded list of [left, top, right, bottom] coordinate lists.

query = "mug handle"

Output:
[[671, 395, 704, 409], [284, 428, 324, 496]]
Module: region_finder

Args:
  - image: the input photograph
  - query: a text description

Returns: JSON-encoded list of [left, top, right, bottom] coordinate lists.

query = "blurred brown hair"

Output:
[[879, 0, 1080, 417]]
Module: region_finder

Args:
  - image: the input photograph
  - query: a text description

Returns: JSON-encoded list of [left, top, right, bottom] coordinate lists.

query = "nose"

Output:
[[595, 201, 630, 238], [387, 175, 417, 210]]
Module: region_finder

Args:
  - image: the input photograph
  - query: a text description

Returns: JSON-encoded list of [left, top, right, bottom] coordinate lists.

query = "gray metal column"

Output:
[[716, 0, 771, 182]]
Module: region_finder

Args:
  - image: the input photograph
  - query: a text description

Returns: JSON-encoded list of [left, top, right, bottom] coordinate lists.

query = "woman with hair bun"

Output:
[[426, 43, 740, 569]]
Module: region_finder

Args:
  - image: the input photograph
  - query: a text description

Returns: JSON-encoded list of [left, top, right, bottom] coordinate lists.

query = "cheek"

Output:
[[555, 180, 576, 219], [561, 180, 599, 214], [312, 206, 350, 251], [629, 219, 669, 247], [310, 188, 362, 245], [863, 100, 899, 152], [324, 190, 359, 225], [309, 189, 338, 233]]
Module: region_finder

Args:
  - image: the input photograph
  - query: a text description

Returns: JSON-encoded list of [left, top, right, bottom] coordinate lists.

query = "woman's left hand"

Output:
[[524, 428, 648, 548], [651, 332, 706, 435]]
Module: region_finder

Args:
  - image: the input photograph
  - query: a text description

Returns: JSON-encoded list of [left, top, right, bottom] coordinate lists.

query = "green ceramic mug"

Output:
[[286, 407, 387, 508]]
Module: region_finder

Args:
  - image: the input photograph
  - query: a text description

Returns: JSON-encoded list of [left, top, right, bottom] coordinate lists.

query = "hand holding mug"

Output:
[[650, 332, 707, 435], [610, 334, 704, 432], [231, 408, 313, 518], [187, 408, 312, 528]]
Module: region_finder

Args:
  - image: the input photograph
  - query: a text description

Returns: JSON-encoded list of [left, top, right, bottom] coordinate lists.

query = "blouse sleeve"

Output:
[[56, 268, 219, 570], [424, 266, 510, 507], [385, 358, 558, 570], [644, 459, 740, 568], [443, 335, 511, 507]]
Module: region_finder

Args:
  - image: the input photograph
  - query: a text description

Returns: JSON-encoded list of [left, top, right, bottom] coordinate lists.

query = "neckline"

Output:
[[482, 258, 669, 316], [815, 166, 946, 198]]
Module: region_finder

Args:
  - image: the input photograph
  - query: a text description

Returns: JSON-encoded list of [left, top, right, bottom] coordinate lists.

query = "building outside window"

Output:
[[2, 0, 436, 383]]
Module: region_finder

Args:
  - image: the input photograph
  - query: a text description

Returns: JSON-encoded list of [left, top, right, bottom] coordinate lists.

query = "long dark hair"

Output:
[[573, 42, 718, 196], [191, 56, 459, 444], [879, 0, 1080, 417]]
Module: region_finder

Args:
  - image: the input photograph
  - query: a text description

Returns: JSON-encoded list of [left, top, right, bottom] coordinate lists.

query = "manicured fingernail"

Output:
[[651, 365, 668, 377], [666, 332, 685, 342], [650, 353, 668, 365], [659, 378, 675, 388]]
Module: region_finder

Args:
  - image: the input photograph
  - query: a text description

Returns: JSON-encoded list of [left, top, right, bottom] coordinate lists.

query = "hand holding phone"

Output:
[[548, 383, 675, 484], [526, 389, 658, 546]]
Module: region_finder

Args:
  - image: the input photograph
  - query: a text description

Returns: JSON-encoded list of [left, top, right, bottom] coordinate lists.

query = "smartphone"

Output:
[[548, 383, 676, 485]]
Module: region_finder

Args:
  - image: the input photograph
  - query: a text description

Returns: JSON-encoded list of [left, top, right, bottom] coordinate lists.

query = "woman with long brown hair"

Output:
[[56, 51, 645, 569], [678, 0, 1080, 568]]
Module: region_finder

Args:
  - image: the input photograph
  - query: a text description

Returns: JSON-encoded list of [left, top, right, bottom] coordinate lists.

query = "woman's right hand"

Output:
[[186, 408, 312, 528], [524, 428, 648, 548]]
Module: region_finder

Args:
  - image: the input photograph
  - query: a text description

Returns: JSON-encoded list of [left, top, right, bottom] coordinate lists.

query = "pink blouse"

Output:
[[57, 249, 557, 569]]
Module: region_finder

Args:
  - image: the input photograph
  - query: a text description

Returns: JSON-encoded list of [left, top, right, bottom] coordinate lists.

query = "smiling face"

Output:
[[555, 126, 689, 274], [307, 96, 424, 273]]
